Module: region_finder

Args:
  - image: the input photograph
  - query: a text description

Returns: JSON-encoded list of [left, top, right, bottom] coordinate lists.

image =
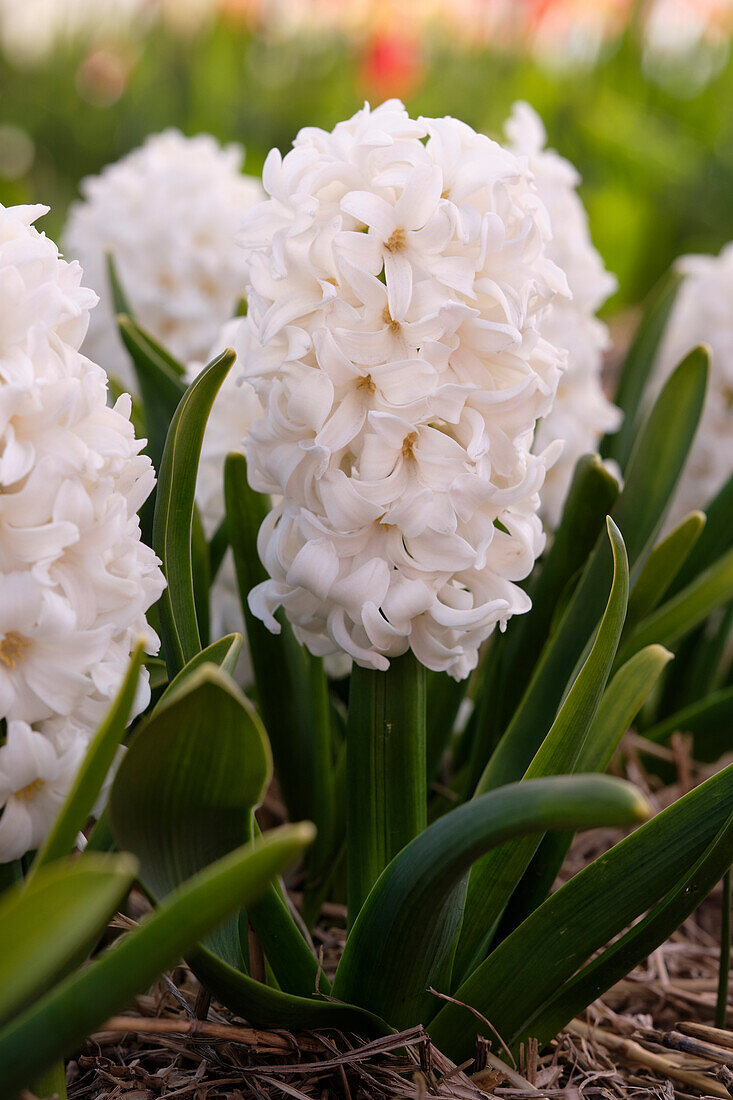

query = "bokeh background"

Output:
[[1, 0, 732, 311]]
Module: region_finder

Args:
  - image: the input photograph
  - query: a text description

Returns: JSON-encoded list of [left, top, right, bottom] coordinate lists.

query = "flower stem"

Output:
[[346, 651, 426, 925], [716, 869, 731, 1028]]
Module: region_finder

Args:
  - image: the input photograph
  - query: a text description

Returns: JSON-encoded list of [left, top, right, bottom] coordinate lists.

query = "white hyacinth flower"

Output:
[[505, 102, 621, 529], [0, 203, 165, 862], [236, 100, 570, 681], [653, 242, 733, 527], [64, 129, 263, 393]]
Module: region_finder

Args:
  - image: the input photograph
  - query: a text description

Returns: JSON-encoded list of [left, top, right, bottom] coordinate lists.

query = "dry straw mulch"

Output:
[[47, 735, 733, 1100]]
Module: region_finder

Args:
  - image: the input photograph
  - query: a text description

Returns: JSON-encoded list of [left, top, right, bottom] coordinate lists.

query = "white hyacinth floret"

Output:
[[505, 102, 621, 528], [653, 242, 733, 527], [237, 100, 570, 681], [64, 129, 263, 392], [0, 203, 165, 861]]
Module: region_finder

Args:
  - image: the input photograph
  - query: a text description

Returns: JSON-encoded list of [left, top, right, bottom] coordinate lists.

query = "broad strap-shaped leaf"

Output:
[[668, 474, 733, 598], [156, 633, 242, 709], [189, 942, 386, 1033], [0, 825, 314, 1096], [465, 455, 619, 792], [616, 545, 733, 669], [0, 854, 137, 1029], [332, 775, 648, 1029], [110, 665, 322, 996], [642, 683, 733, 761], [429, 759, 733, 1064], [480, 347, 708, 795], [116, 314, 186, 471], [105, 252, 133, 318], [28, 643, 145, 875], [601, 268, 682, 470], [523, 811, 733, 1050], [495, 645, 673, 941], [455, 519, 629, 980], [153, 349, 235, 677], [224, 452, 334, 867], [625, 511, 705, 629]]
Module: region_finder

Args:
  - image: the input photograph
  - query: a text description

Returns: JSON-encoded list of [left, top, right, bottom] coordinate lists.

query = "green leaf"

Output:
[[224, 452, 334, 863], [522, 811, 733, 1048], [426, 672, 467, 784], [479, 347, 708, 796], [153, 348, 235, 678], [347, 651, 426, 922], [333, 775, 648, 1029], [495, 645, 673, 941], [189, 943, 386, 1033], [156, 633, 242, 709], [28, 644, 145, 876], [626, 511, 705, 628], [466, 455, 619, 791], [429, 759, 733, 1063], [616, 545, 733, 668], [455, 518, 629, 980], [642, 683, 733, 760], [0, 854, 137, 1029], [110, 665, 322, 997], [668, 474, 733, 597], [601, 268, 682, 470], [0, 825, 314, 1095], [116, 314, 186, 471], [105, 252, 133, 318]]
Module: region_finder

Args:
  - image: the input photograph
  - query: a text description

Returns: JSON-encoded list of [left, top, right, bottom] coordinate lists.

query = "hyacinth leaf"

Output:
[[347, 651, 427, 921], [495, 645, 673, 941], [0, 854, 137, 1029], [27, 643, 145, 876], [156, 633, 242, 709], [153, 348, 235, 678], [467, 454, 620, 792], [0, 825, 314, 1096], [189, 943, 387, 1033], [429, 759, 733, 1064], [426, 671, 467, 784], [625, 511, 705, 630], [643, 684, 733, 760], [224, 452, 334, 867], [116, 314, 186, 471], [191, 505, 211, 648], [454, 518, 629, 981], [668, 474, 733, 599], [524, 811, 733, 1050], [480, 347, 708, 797], [616, 545, 733, 669], [105, 252, 133, 319], [110, 665, 322, 997], [332, 774, 648, 1029], [601, 268, 682, 470]]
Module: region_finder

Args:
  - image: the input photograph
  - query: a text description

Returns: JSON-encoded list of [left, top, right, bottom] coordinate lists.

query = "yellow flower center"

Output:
[[16, 777, 44, 802], [357, 374, 376, 394], [402, 432, 418, 459], [384, 228, 407, 253], [0, 632, 31, 670], [381, 306, 401, 334]]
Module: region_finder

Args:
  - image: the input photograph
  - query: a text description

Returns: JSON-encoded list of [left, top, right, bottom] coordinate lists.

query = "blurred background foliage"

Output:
[[0, 0, 732, 309]]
